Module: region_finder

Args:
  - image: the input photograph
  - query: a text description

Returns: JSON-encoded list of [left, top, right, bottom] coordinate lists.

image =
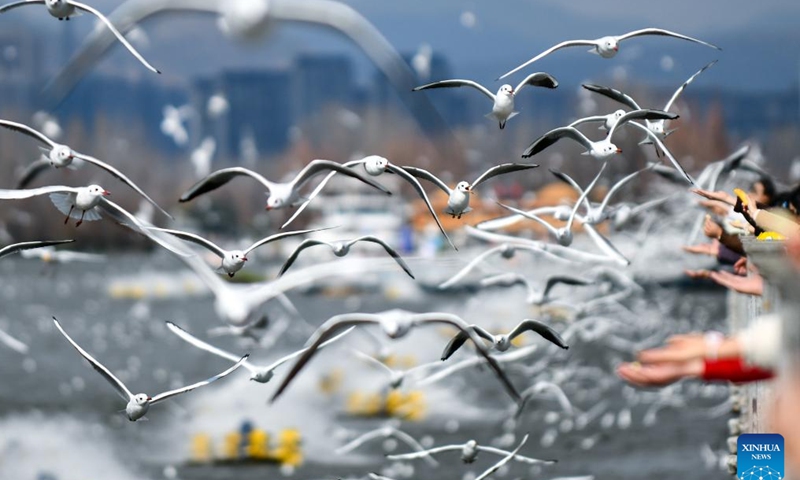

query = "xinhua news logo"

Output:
[[738, 433, 784, 480]]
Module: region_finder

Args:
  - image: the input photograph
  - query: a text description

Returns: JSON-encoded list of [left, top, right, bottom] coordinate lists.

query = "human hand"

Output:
[[682, 242, 719, 257], [685, 269, 713, 279], [637, 334, 708, 364], [733, 257, 748, 275], [708, 270, 763, 296], [699, 200, 731, 217], [692, 188, 736, 206], [703, 215, 723, 239], [617, 360, 703, 387]]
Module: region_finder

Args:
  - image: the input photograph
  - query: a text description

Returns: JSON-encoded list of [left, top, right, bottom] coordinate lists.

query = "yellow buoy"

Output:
[[246, 429, 271, 460], [221, 432, 241, 460], [190, 433, 213, 463]]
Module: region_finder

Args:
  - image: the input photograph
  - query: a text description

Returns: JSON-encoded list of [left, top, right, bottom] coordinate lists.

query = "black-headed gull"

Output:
[[282, 155, 456, 251], [497, 162, 606, 246], [53, 318, 247, 421], [417, 345, 538, 388], [20, 246, 105, 264], [402, 163, 539, 219], [582, 60, 717, 143], [0, 119, 171, 218], [0, 0, 160, 74], [516, 381, 574, 419], [413, 72, 558, 129], [472, 434, 529, 480], [179, 161, 391, 210], [0, 185, 188, 256], [521, 109, 677, 162], [278, 235, 415, 279], [473, 272, 594, 306], [550, 163, 655, 225], [474, 206, 573, 232], [336, 421, 438, 466], [166, 322, 353, 384], [270, 310, 523, 404], [0, 239, 74, 260], [569, 109, 627, 132], [440, 319, 568, 361], [349, 349, 440, 390], [386, 436, 555, 465], [498, 28, 720, 79], [151, 226, 330, 277]]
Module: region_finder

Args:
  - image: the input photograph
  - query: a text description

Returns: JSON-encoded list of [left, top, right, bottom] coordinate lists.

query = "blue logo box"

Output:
[[738, 433, 784, 480]]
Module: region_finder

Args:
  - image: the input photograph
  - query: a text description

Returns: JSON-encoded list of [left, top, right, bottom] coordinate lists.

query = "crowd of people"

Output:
[[615, 174, 800, 471]]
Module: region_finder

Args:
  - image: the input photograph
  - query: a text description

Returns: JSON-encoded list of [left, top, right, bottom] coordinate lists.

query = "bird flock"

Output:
[[0, 1, 738, 479]]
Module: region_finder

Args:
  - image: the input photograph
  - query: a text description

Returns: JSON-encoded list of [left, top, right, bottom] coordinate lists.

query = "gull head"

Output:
[[605, 109, 626, 129], [462, 440, 479, 462], [594, 140, 622, 160], [498, 84, 515, 97], [45, 0, 64, 8], [649, 121, 665, 135], [224, 250, 248, 271], [265, 195, 285, 210], [456, 181, 471, 194], [87, 185, 110, 198], [364, 155, 390, 176], [250, 369, 274, 383], [49, 145, 73, 165], [557, 228, 573, 247], [597, 36, 620, 57], [133, 393, 151, 406]]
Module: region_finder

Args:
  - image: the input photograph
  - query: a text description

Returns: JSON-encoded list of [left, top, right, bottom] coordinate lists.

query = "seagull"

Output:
[[160, 104, 194, 147], [165, 322, 353, 384], [0, 239, 74, 260], [335, 422, 439, 467], [440, 318, 568, 361], [0, 185, 188, 256], [474, 206, 573, 232], [190, 137, 216, 179], [0, 327, 29, 354], [281, 155, 457, 251], [475, 272, 594, 306], [270, 310, 523, 404], [0, 0, 160, 74], [53, 317, 247, 421], [178, 161, 391, 210], [349, 349, 441, 390], [569, 109, 627, 132], [549, 211, 631, 266], [498, 28, 720, 79], [417, 345, 539, 389], [278, 236, 415, 279], [550, 163, 655, 225], [516, 381, 575, 419], [20, 246, 105, 264], [412, 72, 558, 129], [497, 162, 606, 246], [403, 163, 539, 219], [151, 226, 331, 277], [386, 436, 554, 465], [437, 243, 564, 290], [0, 119, 170, 218], [521, 109, 677, 161], [472, 434, 530, 480], [582, 60, 717, 143]]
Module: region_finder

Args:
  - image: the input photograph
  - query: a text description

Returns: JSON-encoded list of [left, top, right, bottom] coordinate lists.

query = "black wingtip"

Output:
[[156, 69, 162, 74]]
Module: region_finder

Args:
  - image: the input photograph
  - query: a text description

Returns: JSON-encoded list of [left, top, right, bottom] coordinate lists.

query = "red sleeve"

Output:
[[702, 357, 774, 383]]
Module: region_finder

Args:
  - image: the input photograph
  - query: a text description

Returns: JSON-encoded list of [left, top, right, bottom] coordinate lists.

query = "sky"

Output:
[[7, 0, 800, 92]]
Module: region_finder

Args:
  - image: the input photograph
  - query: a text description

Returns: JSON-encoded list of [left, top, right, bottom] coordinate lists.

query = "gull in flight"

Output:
[[417, 345, 538, 389], [349, 349, 441, 390], [278, 235, 415, 279], [473, 272, 594, 306], [403, 163, 539, 219], [582, 60, 717, 143], [474, 206, 573, 232], [498, 28, 720, 79], [282, 155, 456, 251], [336, 421, 439, 467], [0, 185, 188, 256], [386, 436, 555, 465], [151, 226, 330, 277], [440, 318, 568, 361], [0, 239, 74, 260], [0, 327, 29, 354], [413, 72, 558, 129], [0, 0, 160, 74], [166, 322, 353, 384], [497, 162, 606, 246], [0, 119, 170, 218], [550, 163, 655, 225], [569, 109, 627, 132], [160, 105, 194, 147], [471, 434, 530, 480], [178, 161, 391, 210], [53, 317, 247, 421], [270, 310, 523, 404], [516, 381, 575, 419]]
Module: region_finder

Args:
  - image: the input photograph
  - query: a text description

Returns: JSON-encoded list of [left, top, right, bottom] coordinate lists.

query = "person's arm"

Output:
[[735, 313, 782, 369], [716, 243, 743, 265], [753, 209, 800, 238], [719, 231, 745, 255], [702, 357, 774, 383]]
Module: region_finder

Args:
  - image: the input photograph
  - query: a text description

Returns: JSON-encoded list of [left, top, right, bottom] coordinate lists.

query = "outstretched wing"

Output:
[[150, 355, 248, 404], [515, 72, 559, 93], [350, 236, 415, 279], [53, 317, 133, 401], [69, 1, 161, 74], [0, 239, 74, 261], [0, 0, 45, 14], [149, 228, 226, 258], [179, 167, 272, 203], [15, 158, 52, 189], [400, 166, 451, 194], [617, 28, 721, 51], [663, 60, 717, 112], [0, 185, 78, 200], [508, 319, 569, 349], [474, 434, 529, 480], [291, 159, 391, 195], [472, 163, 539, 189], [246, 227, 333, 255], [498, 39, 598, 79], [265, 326, 355, 371], [166, 321, 254, 371], [521, 127, 593, 158], [413, 79, 495, 102], [608, 109, 679, 139], [0, 119, 57, 148], [581, 84, 640, 110], [277, 239, 328, 277]]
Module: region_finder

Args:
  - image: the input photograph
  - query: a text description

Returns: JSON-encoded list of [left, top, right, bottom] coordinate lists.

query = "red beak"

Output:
[[242, 257, 248, 262], [147, 396, 152, 401], [102, 190, 111, 196], [613, 46, 619, 51], [265, 205, 271, 211], [616, 148, 623, 154]]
